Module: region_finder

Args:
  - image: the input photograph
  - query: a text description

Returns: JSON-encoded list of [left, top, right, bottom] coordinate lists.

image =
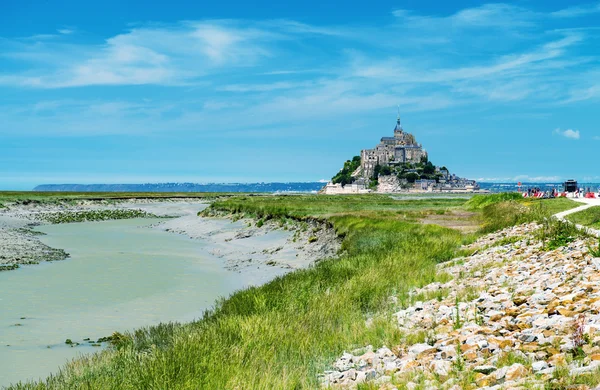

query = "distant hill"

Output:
[[32, 182, 325, 193]]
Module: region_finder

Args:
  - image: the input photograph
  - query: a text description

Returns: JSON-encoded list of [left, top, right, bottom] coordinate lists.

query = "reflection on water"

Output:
[[0, 217, 283, 387]]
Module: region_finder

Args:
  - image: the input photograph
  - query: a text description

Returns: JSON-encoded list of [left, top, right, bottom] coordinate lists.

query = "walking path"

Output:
[[554, 197, 600, 237]]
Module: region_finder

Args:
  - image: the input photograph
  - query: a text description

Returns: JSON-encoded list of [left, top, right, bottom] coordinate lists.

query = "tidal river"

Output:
[[0, 213, 286, 387]]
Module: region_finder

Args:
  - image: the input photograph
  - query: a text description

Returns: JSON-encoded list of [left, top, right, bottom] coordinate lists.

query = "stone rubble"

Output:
[[320, 222, 600, 389]]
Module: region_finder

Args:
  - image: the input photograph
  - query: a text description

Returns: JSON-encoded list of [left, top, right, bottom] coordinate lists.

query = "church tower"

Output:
[[394, 106, 403, 137]]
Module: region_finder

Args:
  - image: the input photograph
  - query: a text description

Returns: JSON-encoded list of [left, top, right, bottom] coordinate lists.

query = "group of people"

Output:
[[522, 187, 560, 198], [521, 186, 599, 199], [576, 187, 599, 198]]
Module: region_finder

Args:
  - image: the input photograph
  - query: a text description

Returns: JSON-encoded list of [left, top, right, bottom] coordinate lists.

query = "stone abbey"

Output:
[[360, 112, 427, 179]]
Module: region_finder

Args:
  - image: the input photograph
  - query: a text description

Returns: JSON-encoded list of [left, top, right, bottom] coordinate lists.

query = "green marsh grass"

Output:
[[475, 197, 579, 233]]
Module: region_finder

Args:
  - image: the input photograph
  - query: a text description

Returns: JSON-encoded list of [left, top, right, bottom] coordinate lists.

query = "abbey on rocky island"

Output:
[[323, 110, 481, 194]]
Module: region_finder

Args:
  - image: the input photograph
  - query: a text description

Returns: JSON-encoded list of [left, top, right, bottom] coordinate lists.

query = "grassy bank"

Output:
[[8, 194, 580, 389], [466, 194, 578, 232], [567, 206, 600, 229]]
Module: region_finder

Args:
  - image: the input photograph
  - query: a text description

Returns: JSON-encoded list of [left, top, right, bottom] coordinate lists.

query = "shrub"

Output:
[[536, 218, 588, 250], [589, 238, 600, 257]]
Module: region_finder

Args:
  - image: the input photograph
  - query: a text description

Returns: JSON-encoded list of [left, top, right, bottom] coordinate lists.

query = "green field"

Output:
[[567, 206, 600, 229], [7, 193, 581, 389]]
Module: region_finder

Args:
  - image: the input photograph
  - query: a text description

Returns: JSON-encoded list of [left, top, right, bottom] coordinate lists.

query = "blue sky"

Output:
[[1, 1, 599, 190]]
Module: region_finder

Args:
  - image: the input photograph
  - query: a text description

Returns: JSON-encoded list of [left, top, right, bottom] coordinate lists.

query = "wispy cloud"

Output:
[[0, 21, 282, 88], [554, 128, 581, 139], [393, 3, 535, 28], [561, 83, 600, 104], [0, 3, 599, 138], [551, 2, 600, 18], [217, 81, 314, 92]]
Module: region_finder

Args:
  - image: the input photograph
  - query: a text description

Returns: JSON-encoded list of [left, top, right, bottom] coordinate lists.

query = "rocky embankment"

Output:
[[322, 223, 600, 389]]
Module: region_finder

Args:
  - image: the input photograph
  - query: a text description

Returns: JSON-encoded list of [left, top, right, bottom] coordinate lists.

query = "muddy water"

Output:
[[0, 217, 285, 387]]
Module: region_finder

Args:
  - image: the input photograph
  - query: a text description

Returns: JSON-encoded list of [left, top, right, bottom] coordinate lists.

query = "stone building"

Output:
[[360, 113, 427, 178]]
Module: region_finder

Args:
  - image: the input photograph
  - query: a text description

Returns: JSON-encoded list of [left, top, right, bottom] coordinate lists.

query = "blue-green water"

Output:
[[0, 218, 284, 387]]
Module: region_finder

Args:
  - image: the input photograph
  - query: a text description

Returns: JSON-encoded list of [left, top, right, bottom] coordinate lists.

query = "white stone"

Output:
[[531, 361, 549, 372], [408, 343, 436, 355], [376, 346, 395, 358], [495, 366, 509, 381], [429, 360, 452, 377]]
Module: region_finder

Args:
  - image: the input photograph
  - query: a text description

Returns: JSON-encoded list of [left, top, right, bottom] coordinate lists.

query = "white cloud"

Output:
[[0, 3, 598, 140], [551, 2, 600, 18], [350, 33, 582, 81], [554, 128, 581, 139], [593, 136, 600, 141], [451, 4, 534, 27], [0, 21, 281, 88], [562, 84, 600, 104], [217, 81, 313, 92], [393, 3, 535, 28]]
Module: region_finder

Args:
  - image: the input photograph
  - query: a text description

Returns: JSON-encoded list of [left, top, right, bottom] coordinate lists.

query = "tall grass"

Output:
[[466, 192, 523, 210], [477, 197, 579, 233], [567, 206, 600, 229]]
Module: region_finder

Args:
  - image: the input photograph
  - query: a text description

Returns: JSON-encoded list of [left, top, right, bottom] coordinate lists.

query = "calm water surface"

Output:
[[0, 217, 283, 387]]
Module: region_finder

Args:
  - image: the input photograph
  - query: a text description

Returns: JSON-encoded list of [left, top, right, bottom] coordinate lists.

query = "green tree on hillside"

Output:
[[332, 156, 361, 185], [423, 161, 435, 175], [405, 172, 420, 183]]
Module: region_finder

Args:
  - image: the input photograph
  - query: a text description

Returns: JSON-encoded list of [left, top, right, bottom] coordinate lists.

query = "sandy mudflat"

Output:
[[0, 214, 68, 269], [0, 198, 340, 272], [156, 209, 340, 271]]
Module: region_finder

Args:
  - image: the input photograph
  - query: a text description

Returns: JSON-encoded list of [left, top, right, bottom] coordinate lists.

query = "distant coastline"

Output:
[[32, 182, 600, 194], [32, 182, 326, 193]]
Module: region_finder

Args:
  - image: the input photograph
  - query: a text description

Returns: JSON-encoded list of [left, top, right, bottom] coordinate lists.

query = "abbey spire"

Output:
[[395, 105, 403, 132]]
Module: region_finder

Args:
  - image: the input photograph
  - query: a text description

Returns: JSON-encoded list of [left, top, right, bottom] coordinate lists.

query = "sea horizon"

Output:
[[21, 181, 600, 194]]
